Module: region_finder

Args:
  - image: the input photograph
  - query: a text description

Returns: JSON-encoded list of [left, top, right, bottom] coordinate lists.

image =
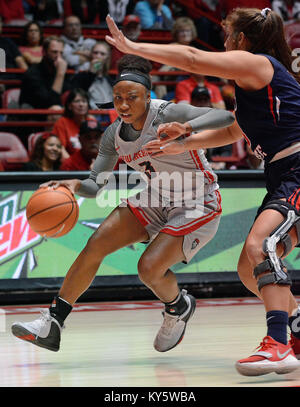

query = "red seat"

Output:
[[108, 109, 118, 123], [2, 88, 21, 108], [0, 132, 29, 170], [211, 138, 248, 168], [5, 19, 28, 25], [47, 19, 63, 26]]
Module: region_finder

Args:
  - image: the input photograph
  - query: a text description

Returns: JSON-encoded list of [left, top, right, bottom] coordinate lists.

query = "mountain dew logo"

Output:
[[0, 192, 43, 265]]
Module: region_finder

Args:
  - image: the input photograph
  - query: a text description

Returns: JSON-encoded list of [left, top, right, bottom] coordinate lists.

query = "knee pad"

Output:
[[253, 200, 300, 291]]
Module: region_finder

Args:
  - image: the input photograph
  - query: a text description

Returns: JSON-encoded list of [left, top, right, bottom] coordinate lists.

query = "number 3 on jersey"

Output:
[[139, 161, 156, 179]]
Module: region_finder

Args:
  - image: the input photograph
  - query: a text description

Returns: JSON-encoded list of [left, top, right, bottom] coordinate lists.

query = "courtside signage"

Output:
[[0, 192, 42, 264]]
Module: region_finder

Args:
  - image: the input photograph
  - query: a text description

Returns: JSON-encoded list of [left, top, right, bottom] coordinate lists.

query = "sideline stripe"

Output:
[[3, 297, 299, 316]]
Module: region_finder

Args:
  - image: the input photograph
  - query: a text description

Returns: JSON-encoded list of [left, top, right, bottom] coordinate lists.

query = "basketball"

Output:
[[26, 186, 79, 238]]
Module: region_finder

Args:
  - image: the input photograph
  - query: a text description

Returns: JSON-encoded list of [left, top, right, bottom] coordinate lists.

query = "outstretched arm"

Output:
[[159, 104, 235, 140], [105, 15, 273, 90], [40, 123, 119, 197]]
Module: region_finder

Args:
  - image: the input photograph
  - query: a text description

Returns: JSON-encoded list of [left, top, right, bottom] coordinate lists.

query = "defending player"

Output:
[[104, 9, 300, 375], [11, 55, 234, 354]]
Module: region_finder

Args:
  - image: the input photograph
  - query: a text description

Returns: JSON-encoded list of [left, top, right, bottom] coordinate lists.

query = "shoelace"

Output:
[[30, 310, 52, 338], [253, 337, 276, 353], [35, 310, 64, 338]]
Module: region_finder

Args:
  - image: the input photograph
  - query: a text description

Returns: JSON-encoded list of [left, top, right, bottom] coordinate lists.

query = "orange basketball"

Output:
[[26, 186, 79, 238]]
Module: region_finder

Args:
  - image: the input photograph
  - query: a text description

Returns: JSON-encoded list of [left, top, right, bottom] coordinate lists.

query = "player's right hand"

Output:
[[39, 179, 81, 195]]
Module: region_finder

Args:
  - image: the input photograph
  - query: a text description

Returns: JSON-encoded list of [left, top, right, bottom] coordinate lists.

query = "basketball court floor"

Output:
[[1, 297, 300, 388]]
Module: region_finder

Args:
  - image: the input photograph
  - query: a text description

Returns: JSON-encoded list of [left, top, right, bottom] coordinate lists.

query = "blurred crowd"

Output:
[[0, 0, 298, 172]]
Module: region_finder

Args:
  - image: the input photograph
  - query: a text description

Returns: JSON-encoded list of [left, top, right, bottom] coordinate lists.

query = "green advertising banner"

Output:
[[1, 187, 299, 280]]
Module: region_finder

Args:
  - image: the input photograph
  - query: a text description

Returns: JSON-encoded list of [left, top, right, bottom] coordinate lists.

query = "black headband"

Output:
[[114, 71, 152, 90]]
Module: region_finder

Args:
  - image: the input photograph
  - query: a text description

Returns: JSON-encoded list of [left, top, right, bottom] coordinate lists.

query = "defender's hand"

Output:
[[105, 15, 135, 53], [143, 139, 186, 157]]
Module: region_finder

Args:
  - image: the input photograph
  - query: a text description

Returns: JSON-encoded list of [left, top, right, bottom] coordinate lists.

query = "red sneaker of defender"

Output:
[[290, 334, 300, 360], [235, 336, 300, 376]]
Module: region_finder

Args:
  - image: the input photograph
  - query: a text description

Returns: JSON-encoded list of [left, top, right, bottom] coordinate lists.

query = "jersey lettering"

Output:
[[139, 161, 156, 179]]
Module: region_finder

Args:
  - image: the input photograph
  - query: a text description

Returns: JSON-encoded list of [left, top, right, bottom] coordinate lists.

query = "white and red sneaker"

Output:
[[235, 336, 300, 376], [290, 334, 300, 360]]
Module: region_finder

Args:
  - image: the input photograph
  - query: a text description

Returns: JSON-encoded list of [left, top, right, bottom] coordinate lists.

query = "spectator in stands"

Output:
[[64, 0, 98, 24], [190, 85, 212, 107], [21, 132, 62, 171], [189, 83, 250, 170], [193, 0, 224, 50], [271, 0, 300, 21], [175, 73, 226, 109], [190, 86, 230, 169], [46, 104, 63, 129], [0, 16, 28, 75], [98, 0, 136, 24], [154, 16, 198, 99], [33, 0, 64, 23], [221, 83, 236, 111], [52, 88, 97, 160], [61, 15, 96, 71], [19, 21, 43, 66], [122, 14, 142, 41], [71, 41, 113, 109], [111, 15, 142, 70], [220, 0, 272, 17], [20, 36, 70, 109], [134, 0, 174, 29], [171, 16, 198, 47], [60, 119, 103, 171]]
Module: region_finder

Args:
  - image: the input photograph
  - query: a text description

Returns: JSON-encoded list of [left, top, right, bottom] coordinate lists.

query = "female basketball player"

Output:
[[11, 55, 234, 354], [104, 9, 300, 376]]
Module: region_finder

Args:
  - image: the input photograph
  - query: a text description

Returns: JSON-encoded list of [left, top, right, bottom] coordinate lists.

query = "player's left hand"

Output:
[[157, 122, 190, 141]]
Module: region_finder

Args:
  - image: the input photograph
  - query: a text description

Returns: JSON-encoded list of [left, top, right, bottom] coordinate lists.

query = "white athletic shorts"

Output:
[[125, 186, 222, 263]]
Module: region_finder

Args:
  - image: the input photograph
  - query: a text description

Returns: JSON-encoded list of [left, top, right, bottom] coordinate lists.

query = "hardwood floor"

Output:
[[1, 297, 300, 388]]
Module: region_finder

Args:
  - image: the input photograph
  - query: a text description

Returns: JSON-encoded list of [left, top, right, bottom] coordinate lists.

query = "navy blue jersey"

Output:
[[234, 54, 300, 164]]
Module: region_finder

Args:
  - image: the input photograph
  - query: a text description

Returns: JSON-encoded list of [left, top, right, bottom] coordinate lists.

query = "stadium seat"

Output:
[[0, 132, 29, 170], [211, 138, 248, 168], [5, 19, 28, 25], [27, 132, 44, 155], [47, 19, 63, 26], [108, 109, 118, 123], [2, 88, 21, 109]]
